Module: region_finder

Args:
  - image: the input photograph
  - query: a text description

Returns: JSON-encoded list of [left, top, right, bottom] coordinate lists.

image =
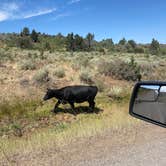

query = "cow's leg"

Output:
[[69, 102, 76, 115], [69, 102, 75, 109], [52, 100, 61, 113], [88, 100, 95, 112]]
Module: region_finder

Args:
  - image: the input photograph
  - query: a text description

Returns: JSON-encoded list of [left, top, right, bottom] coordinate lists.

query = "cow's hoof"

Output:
[[89, 108, 94, 113], [51, 110, 56, 113], [72, 111, 77, 116], [73, 113, 77, 116]]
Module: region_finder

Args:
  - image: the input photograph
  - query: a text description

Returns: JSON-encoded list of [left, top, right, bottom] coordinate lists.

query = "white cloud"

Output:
[[68, 0, 81, 5], [0, 12, 9, 21], [24, 8, 56, 19], [0, 2, 19, 21], [0, 1, 56, 22], [2, 2, 19, 11], [53, 13, 70, 20], [0, 1, 79, 22]]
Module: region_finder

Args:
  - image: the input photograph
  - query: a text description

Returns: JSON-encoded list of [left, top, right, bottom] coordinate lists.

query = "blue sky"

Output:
[[0, 0, 166, 43]]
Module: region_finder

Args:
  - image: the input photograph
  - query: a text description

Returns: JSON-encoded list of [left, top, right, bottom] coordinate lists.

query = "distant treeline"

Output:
[[0, 27, 165, 55]]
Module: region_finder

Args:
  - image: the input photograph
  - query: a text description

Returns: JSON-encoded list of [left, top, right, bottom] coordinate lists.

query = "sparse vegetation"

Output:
[[0, 33, 165, 163]]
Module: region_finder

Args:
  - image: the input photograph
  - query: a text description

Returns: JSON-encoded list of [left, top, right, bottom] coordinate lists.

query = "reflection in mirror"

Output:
[[133, 85, 166, 124], [136, 85, 159, 102]]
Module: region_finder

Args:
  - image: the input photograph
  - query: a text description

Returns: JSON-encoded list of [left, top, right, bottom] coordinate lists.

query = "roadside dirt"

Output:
[[2, 121, 166, 166]]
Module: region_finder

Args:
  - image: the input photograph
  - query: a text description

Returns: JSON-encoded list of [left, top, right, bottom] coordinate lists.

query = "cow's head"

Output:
[[43, 88, 54, 101]]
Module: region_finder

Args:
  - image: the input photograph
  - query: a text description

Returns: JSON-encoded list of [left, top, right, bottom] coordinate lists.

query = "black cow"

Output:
[[43, 85, 98, 113]]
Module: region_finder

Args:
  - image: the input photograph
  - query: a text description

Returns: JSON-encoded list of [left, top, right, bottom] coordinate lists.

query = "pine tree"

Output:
[[66, 33, 75, 51], [31, 29, 38, 42], [86, 33, 94, 50], [21, 27, 30, 36], [118, 38, 126, 45], [150, 38, 160, 55]]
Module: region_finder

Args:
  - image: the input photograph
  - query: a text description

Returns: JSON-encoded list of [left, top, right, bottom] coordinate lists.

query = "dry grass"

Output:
[[107, 85, 129, 100]]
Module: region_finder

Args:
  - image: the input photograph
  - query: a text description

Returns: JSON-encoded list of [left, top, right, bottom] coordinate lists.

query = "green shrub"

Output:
[[27, 52, 38, 59], [71, 63, 80, 71], [33, 68, 49, 83], [10, 123, 23, 137], [98, 48, 106, 55], [160, 47, 166, 55], [107, 86, 129, 100], [0, 98, 38, 120], [19, 59, 36, 70], [139, 63, 155, 79], [0, 49, 13, 62], [72, 56, 90, 69], [108, 86, 123, 100], [53, 68, 65, 78], [17, 37, 33, 49], [98, 60, 112, 76], [98, 57, 141, 81], [134, 46, 144, 53], [79, 70, 94, 84]]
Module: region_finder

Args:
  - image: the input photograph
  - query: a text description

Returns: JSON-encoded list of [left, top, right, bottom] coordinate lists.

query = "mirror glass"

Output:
[[158, 86, 166, 102], [133, 85, 166, 125]]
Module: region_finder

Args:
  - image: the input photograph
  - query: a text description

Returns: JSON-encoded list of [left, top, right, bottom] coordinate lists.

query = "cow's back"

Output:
[[62, 85, 98, 103]]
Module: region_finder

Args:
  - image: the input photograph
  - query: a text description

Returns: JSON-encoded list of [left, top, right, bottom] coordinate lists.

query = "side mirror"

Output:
[[129, 81, 166, 128]]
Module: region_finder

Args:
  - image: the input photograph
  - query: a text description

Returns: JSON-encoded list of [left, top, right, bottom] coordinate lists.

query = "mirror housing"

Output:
[[129, 81, 166, 128]]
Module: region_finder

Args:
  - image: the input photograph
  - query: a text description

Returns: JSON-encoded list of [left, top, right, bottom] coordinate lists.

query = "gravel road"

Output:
[[3, 122, 166, 166]]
